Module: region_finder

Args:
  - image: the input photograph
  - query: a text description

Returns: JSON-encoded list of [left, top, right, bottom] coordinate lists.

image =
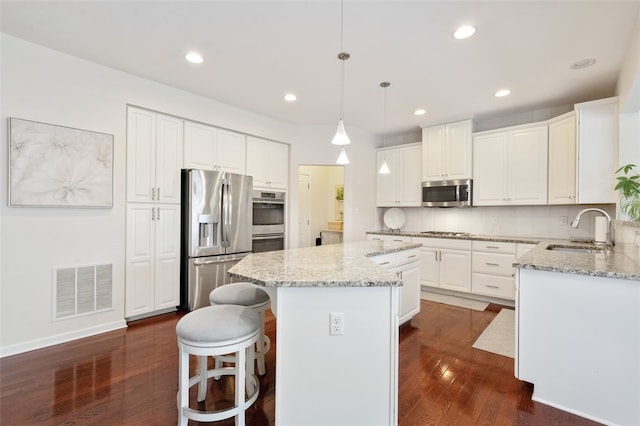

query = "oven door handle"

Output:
[[252, 235, 285, 241], [253, 200, 285, 205]]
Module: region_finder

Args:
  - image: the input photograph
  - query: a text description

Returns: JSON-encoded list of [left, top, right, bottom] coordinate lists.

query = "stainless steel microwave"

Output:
[[422, 179, 472, 207]]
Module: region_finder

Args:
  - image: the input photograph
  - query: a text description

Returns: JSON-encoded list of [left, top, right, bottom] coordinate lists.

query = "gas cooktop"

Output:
[[419, 231, 471, 237]]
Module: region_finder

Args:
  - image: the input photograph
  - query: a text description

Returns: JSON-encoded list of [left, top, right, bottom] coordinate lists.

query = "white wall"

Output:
[[617, 7, 640, 113], [0, 34, 377, 356]]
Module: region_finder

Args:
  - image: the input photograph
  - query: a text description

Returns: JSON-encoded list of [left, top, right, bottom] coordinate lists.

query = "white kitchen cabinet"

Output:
[[370, 247, 420, 325], [183, 121, 246, 174], [471, 241, 516, 300], [422, 120, 472, 181], [246, 136, 289, 189], [125, 203, 180, 318], [127, 107, 183, 204], [473, 123, 548, 206], [575, 97, 618, 204], [548, 112, 577, 204], [376, 143, 422, 207], [413, 237, 472, 292]]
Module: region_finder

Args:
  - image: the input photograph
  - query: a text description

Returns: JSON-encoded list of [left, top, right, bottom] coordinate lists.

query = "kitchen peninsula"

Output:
[[229, 240, 420, 426], [514, 240, 640, 426]]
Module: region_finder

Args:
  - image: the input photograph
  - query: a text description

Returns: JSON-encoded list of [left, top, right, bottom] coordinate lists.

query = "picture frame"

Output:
[[8, 117, 114, 208]]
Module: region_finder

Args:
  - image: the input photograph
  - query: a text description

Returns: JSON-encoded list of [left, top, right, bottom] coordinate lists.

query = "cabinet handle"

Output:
[[485, 262, 499, 266], [485, 246, 500, 249], [151, 208, 156, 221], [378, 261, 391, 266], [393, 239, 403, 242], [408, 255, 417, 259], [157, 187, 160, 200], [156, 207, 160, 220], [151, 187, 156, 201], [486, 284, 499, 289]]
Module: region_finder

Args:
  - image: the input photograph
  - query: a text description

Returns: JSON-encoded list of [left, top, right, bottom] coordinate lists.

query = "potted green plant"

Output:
[[615, 164, 640, 221]]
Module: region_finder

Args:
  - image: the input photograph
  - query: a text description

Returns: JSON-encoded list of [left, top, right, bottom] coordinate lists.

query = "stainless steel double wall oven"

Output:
[[252, 190, 285, 253]]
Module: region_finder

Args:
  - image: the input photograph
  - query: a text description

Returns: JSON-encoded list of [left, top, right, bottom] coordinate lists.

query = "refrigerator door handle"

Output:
[[221, 179, 230, 247], [193, 258, 237, 265]]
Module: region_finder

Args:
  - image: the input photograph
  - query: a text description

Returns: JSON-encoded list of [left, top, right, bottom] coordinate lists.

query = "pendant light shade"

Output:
[[378, 81, 391, 174], [331, 119, 350, 146], [336, 147, 350, 165]]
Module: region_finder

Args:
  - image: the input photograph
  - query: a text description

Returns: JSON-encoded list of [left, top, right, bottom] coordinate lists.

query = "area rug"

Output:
[[472, 308, 515, 358], [420, 290, 489, 311]]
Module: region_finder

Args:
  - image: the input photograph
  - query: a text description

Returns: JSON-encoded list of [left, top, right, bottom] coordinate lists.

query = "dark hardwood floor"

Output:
[[0, 300, 599, 425]]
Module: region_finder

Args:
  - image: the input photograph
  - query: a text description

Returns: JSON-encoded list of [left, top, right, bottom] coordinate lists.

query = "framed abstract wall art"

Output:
[[8, 118, 114, 207]]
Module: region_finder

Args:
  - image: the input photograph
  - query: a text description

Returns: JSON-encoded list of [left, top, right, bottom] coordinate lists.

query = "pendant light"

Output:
[[333, 0, 351, 165], [378, 82, 391, 174], [336, 147, 350, 165]]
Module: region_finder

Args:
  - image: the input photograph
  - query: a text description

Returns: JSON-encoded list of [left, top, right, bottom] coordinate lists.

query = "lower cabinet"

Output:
[[125, 203, 181, 319], [414, 237, 472, 292], [370, 248, 420, 325], [471, 241, 516, 299]]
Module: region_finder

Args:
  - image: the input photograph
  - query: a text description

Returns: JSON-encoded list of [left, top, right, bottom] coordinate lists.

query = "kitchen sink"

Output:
[[545, 244, 605, 254]]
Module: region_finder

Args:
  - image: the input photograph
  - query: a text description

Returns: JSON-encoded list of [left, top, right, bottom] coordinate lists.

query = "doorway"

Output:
[[297, 165, 345, 248]]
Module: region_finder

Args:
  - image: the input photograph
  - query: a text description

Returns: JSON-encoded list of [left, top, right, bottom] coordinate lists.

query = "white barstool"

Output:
[[176, 305, 261, 426], [208, 282, 271, 376]]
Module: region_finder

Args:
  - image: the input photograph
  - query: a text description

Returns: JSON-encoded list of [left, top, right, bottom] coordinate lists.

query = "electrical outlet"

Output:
[[329, 312, 344, 336], [560, 216, 568, 226]]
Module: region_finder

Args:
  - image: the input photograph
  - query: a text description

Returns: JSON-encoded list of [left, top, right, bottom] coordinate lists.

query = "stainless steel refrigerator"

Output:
[[180, 169, 253, 311]]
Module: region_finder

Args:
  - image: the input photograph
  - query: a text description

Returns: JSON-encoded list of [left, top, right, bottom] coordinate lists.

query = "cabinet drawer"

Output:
[[472, 273, 514, 299], [472, 241, 515, 254], [472, 252, 515, 276], [413, 237, 472, 250], [396, 248, 419, 265], [370, 253, 396, 269]]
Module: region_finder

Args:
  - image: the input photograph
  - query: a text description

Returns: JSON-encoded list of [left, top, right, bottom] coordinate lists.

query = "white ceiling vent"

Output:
[[54, 264, 113, 320]]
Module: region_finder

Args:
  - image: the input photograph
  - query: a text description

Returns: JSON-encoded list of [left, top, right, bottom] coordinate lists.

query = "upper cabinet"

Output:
[[127, 107, 183, 204], [246, 136, 289, 190], [376, 143, 422, 207], [473, 123, 548, 206], [422, 120, 472, 181], [575, 97, 618, 204], [183, 121, 246, 175], [548, 112, 577, 204]]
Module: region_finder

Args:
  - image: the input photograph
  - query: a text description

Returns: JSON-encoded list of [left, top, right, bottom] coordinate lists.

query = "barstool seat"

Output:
[[209, 283, 271, 376], [176, 305, 261, 426]]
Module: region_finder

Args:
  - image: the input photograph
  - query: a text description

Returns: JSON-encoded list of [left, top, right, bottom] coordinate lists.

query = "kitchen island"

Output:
[[514, 241, 640, 426], [229, 240, 420, 426]]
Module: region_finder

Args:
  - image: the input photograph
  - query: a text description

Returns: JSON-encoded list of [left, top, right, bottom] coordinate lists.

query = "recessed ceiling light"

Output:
[[570, 58, 597, 70], [494, 89, 511, 98], [453, 25, 476, 40], [284, 93, 297, 102], [185, 52, 204, 64], [414, 109, 427, 116]]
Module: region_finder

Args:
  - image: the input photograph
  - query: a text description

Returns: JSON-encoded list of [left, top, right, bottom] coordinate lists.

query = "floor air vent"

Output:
[[54, 264, 113, 319]]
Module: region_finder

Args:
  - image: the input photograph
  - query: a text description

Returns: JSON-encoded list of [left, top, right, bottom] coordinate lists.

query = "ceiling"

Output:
[[2, 1, 639, 137]]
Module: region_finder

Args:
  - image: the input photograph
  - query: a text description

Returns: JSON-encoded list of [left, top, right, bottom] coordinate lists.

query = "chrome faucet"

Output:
[[571, 208, 613, 246]]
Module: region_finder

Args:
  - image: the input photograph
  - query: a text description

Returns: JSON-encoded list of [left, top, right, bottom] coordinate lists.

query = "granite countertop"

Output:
[[514, 241, 640, 281], [228, 240, 421, 288], [366, 230, 640, 281]]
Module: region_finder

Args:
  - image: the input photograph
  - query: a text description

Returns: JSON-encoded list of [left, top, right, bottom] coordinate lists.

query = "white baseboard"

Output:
[[531, 394, 615, 426], [421, 285, 515, 308], [0, 320, 127, 358]]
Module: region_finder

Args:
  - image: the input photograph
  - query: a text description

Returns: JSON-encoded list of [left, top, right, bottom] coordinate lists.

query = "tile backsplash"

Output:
[[378, 204, 616, 240]]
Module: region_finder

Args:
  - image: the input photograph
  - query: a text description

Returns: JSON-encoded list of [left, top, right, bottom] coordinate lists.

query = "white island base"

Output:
[[264, 285, 399, 426], [516, 268, 640, 426]]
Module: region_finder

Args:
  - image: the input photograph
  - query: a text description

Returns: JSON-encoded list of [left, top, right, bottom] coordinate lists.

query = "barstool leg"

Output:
[[197, 355, 208, 402], [236, 346, 246, 426], [256, 310, 266, 376], [178, 344, 189, 426]]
